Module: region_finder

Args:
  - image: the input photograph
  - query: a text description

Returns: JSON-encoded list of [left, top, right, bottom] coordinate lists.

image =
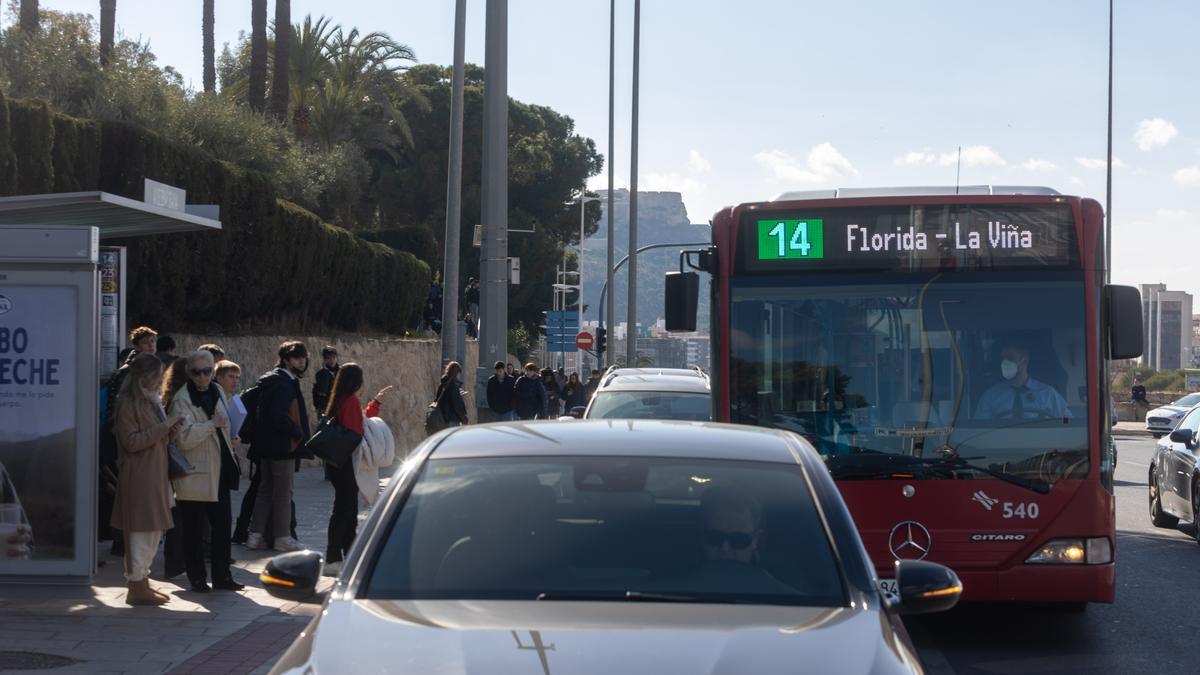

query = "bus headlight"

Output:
[[1025, 537, 1112, 564]]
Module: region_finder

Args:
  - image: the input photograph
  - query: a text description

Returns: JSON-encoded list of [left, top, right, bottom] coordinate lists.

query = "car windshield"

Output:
[[1171, 394, 1200, 407], [729, 271, 1089, 486], [365, 456, 846, 607], [587, 391, 712, 421]]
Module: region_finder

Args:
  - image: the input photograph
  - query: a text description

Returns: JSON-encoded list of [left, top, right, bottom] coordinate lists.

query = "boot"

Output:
[[126, 579, 168, 606], [144, 579, 170, 603]]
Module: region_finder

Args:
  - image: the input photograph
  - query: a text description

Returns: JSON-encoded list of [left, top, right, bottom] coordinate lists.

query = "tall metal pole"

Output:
[[1105, 0, 1113, 278], [604, 0, 615, 370], [440, 0, 467, 366], [478, 0, 508, 403], [625, 0, 640, 366], [579, 192, 586, 372]]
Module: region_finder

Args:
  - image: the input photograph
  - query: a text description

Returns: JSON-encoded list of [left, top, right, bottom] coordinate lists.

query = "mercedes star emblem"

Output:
[[888, 520, 932, 560]]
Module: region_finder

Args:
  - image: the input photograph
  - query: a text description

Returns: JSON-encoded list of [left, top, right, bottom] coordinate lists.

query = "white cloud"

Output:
[[894, 145, 1005, 167], [1017, 158, 1057, 171], [1155, 208, 1191, 218], [1174, 166, 1200, 187], [687, 150, 711, 174], [1133, 118, 1178, 151], [1075, 157, 1127, 170], [755, 143, 858, 184]]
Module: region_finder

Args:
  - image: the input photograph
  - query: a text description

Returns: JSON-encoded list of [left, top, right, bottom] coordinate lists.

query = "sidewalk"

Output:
[[0, 466, 366, 675]]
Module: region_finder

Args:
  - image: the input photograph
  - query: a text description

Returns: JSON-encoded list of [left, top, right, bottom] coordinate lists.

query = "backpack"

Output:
[[236, 371, 283, 446]]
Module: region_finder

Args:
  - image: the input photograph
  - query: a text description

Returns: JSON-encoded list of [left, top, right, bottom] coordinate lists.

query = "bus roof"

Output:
[[772, 186, 1061, 201]]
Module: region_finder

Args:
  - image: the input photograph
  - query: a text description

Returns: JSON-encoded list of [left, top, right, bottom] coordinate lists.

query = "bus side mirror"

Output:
[[665, 271, 699, 332], [1106, 285, 1143, 361]]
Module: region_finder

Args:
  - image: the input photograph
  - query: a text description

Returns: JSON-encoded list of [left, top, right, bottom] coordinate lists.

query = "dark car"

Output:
[[1149, 403, 1200, 540], [264, 421, 960, 674]]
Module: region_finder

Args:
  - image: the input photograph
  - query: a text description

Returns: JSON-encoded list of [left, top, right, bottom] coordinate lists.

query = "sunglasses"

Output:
[[703, 529, 754, 550], [189, 367, 214, 376]]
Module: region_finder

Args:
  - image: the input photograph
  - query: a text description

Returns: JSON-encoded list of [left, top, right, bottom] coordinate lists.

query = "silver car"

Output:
[[582, 367, 712, 421], [1146, 392, 1200, 438], [264, 421, 961, 674]]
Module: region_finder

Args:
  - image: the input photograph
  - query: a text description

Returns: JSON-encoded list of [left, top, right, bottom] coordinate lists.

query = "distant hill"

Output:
[[582, 190, 711, 329]]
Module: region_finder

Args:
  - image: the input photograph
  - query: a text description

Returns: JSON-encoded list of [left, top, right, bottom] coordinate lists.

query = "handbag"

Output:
[[167, 443, 194, 480], [424, 386, 449, 436], [304, 416, 363, 469]]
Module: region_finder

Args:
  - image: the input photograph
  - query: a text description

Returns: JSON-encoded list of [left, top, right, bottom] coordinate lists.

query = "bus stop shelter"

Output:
[[0, 187, 220, 583]]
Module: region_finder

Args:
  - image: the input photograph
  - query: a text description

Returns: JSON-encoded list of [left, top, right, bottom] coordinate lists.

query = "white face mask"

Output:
[[1000, 360, 1019, 381]]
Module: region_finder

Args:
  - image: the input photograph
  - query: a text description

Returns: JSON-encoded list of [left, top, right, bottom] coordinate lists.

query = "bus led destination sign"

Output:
[[744, 203, 1078, 272]]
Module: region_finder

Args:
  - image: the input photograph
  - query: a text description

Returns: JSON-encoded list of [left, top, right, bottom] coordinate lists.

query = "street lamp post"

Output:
[[577, 192, 600, 371]]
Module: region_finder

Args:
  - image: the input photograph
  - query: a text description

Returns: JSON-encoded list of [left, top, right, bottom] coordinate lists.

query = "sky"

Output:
[[21, 0, 1200, 299]]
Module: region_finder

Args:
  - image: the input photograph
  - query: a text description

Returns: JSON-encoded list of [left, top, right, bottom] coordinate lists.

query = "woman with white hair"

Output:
[[170, 350, 244, 593]]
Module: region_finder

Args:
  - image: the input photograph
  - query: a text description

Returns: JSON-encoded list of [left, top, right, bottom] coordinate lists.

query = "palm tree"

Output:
[[99, 0, 116, 65], [248, 0, 268, 112], [202, 0, 215, 92], [19, 0, 38, 35], [268, 0, 291, 120], [287, 15, 337, 136]]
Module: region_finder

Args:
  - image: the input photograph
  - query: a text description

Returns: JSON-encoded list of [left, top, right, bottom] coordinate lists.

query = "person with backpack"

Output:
[[244, 341, 311, 552], [322, 364, 394, 575], [435, 362, 469, 428]]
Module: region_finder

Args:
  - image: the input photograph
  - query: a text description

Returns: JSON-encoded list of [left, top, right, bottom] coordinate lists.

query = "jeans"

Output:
[[250, 459, 295, 540], [326, 462, 359, 563]]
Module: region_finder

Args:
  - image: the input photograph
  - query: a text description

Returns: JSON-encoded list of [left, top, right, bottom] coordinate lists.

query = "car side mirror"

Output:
[[893, 559, 962, 615], [1169, 428, 1196, 448], [570, 406, 587, 419], [261, 550, 324, 602]]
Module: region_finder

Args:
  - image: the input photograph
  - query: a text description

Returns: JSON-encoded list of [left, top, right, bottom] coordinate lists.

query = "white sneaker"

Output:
[[322, 561, 342, 577], [244, 533, 266, 550], [273, 536, 304, 552]]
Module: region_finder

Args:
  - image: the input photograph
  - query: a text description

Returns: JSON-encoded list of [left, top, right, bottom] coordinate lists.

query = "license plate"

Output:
[[877, 578, 898, 597]]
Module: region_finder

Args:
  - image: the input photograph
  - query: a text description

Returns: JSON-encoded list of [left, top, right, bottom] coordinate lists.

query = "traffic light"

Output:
[[595, 327, 607, 355]]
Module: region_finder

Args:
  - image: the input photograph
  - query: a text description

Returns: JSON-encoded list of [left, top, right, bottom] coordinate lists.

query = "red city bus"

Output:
[[665, 186, 1143, 605]]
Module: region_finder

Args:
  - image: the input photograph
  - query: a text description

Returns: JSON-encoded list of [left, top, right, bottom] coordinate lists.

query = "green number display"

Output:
[[757, 219, 824, 260]]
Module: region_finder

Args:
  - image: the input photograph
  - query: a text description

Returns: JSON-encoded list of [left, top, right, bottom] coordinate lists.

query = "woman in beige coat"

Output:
[[111, 353, 182, 606], [170, 351, 244, 592]]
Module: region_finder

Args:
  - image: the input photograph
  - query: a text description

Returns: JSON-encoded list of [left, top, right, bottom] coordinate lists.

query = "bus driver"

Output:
[[974, 344, 1070, 421]]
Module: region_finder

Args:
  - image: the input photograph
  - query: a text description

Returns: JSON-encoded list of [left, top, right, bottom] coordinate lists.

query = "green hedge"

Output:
[[0, 96, 428, 334], [0, 91, 15, 195], [360, 225, 440, 265]]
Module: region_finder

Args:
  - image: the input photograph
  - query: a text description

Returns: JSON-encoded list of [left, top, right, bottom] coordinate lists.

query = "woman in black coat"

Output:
[[436, 361, 469, 427]]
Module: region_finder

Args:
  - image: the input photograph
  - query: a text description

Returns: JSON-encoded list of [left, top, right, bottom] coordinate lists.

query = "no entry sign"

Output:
[[575, 331, 594, 350]]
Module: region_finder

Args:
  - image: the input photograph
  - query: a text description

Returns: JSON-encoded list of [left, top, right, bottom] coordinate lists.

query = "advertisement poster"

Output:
[[99, 249, 121, 374], [0, 286, 78, 561]]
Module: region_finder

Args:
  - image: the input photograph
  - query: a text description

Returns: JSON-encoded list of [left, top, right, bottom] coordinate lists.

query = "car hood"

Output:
[[1147, 405, 1189, 418], [283, 600, 919, 675]]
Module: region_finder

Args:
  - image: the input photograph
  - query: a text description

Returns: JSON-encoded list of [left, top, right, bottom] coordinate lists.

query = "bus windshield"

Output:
[[729, 271, 1089, 487]]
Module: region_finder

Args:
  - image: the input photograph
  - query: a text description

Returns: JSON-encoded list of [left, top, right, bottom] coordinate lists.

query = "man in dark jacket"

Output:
[[312, 346, 339, 417], [513, 363, 548, 420], [486, 361, 517, 421], [585, 369, 603, 399], [245, 341, 311, 552]]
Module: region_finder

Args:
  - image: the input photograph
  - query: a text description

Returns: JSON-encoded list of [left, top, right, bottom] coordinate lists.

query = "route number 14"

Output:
[[768, 221, 812, 257]]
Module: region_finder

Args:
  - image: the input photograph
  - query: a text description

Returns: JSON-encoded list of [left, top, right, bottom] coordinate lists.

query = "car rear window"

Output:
[[586, 391, 712, 421], [364, 456, 847, 607]]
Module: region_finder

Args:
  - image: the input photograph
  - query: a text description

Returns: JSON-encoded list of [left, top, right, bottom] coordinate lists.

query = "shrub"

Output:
[[0, 90, 16, 195], [7, 97, 54, 194], [360, 225, 439, 263]]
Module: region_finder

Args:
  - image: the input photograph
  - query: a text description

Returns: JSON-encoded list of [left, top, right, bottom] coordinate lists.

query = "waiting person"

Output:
[[541, 368, 562, 417], [323, 364, 395, 574], [246, 341, 311, 552], [486, 361, 517, 421], [1131, 378, 1148, 415], [169, 351, 243, 592], [562, 372, 589, 411], [198, 343, 226, 362], [111, 353, 181, 606], [155, 335, 179, 366], [585, 369, 603, 399], [464, 313, 478, 339], [159, 357, 191, 580], [313, 346, 340, 420], [974, 344, 1070, 420], [514, 364, 547, 420], [435, 361, 469, 427], [215, 360, 249, 475], [465, 278, 480, 332]]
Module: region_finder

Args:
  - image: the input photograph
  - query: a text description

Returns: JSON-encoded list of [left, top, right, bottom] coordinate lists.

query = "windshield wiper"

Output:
[[536, 591, 713, 603], [916, 455, 1052, 494]]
